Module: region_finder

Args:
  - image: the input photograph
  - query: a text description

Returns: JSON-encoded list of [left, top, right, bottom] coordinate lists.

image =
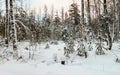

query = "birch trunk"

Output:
[[10, 0, 18, 58]]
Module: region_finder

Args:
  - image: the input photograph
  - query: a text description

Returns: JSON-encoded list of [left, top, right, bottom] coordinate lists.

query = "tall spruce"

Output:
[[69, 2, 80, 39]]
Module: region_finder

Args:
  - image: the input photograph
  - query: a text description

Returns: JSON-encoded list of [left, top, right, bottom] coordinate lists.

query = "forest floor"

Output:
[[0, 41, 120, 75]]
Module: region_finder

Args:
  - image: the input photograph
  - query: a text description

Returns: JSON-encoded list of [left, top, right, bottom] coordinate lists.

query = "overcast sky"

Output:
[[0, 0, 81, 15], [30, 0, 80, 14]]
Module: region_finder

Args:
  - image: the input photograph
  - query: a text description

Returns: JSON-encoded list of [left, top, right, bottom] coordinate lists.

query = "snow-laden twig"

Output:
[[15, 20, 30, 32]]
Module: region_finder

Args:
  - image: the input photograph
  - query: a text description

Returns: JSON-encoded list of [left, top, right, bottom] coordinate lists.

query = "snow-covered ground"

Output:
[[0, 41, 120, 75]]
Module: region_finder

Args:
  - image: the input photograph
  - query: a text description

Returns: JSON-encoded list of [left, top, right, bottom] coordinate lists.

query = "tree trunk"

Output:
[[117, 0, 120, 38], [119, 6, 120, 38], [51, 5, 54, 20], [87, 0, 91, 26], [5, 0, 9, 45], [10, 0, 18, 57], [81, 0, 84, 24], [61, 7, 64, 21], [112, 0, 117, 41], [94, 0, 98, 17], [103, 0, 107, 14], [103, 0, 112, 50]]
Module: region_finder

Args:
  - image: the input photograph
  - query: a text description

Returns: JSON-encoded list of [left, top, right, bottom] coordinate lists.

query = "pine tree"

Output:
[[87, 29, 93, 51], [62, 29, 69, 42], [69, 2, 80, 39], [95, 34, 105, 55], [53, 12, 61, 40], [77, 39, 86, 57], [64, 34, 75, 57], [41, 5, 51, 42]]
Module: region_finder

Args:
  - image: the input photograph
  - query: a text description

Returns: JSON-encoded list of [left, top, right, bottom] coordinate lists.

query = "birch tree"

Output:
[[10, 0, 18, 58]]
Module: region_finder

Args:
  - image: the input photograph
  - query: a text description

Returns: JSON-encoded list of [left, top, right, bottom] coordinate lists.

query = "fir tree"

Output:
[[69, 2, 80, 39], [64, 34, 75, 57], [77, 39, 87, 58]]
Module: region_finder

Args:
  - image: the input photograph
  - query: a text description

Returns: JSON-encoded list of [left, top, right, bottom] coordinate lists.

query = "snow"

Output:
[[0, 41, 120, 75]]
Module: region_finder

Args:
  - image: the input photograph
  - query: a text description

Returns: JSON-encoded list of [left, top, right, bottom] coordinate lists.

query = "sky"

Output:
[[30, 0, 80, 14], [0, 0, 80, 16]]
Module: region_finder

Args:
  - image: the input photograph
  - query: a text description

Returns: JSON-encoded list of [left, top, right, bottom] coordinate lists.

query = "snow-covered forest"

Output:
[[0, 0, 120, 75]]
